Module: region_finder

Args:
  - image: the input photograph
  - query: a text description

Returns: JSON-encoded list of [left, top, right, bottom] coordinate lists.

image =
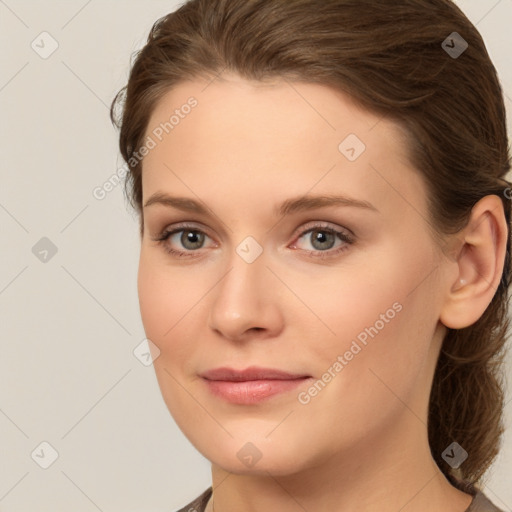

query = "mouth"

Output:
[[200, 366, 311, 382], [200, 366, 313, 404]]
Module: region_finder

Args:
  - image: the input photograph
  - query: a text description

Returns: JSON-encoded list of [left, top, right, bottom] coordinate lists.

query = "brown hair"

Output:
[[110, 0, 511, 488]]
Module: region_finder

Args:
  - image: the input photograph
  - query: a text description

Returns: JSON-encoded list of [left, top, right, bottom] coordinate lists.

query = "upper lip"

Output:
[[201, 366, 311, 382]]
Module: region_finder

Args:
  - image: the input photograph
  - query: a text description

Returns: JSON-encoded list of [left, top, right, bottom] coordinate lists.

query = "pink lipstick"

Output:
[[200, 366, 312, 404]]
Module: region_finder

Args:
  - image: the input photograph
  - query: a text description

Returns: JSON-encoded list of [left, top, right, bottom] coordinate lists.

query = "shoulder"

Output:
[[447, 474, 504, 512], [175, 487, 213, 512], [467, 490, 505, 512], [173, 483, 505, 512]]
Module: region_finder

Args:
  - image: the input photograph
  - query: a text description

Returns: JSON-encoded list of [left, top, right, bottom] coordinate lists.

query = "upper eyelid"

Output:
[[292, 221, 353, 238]]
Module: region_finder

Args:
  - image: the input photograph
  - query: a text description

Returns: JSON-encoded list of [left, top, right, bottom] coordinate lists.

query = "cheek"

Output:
[[137, 250, 197, 355], [137, 251, 202, 422], [293, 245, 440, 393], [282, 260, 403, 350]]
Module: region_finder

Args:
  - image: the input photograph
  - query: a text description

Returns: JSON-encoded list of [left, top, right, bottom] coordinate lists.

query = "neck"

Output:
[[205, 413, 473, 512]]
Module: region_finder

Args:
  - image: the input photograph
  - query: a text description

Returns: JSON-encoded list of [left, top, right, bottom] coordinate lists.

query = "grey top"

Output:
[[176, 484, 505, 512], [466, 490, 505, 512]]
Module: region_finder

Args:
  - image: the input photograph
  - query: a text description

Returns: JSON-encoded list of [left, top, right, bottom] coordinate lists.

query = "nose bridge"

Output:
[[219, 232, 268, 298], [216, 240, 266, 311], [208, 238, 277, 338]]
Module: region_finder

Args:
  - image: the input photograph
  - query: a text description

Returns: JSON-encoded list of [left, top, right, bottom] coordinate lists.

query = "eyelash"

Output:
[[152, 222, 355, 261]]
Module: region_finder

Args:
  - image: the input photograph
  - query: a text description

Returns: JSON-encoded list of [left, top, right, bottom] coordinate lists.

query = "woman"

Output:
[[110, 0, 511, 510]]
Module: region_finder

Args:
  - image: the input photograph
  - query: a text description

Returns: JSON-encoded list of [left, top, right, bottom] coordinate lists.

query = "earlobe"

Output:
[[439, 195, 508, 330]]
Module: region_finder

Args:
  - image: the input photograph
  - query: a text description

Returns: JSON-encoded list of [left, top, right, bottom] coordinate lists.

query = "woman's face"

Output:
[[138, 73, 450, 475]]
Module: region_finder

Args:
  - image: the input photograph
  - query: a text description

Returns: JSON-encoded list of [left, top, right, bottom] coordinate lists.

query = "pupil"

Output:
[[183, 230, 203, 249], [313, 230, 334, 250]]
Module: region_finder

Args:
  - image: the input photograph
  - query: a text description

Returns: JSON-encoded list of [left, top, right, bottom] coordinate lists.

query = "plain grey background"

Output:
[[1, 1, 511, 511]]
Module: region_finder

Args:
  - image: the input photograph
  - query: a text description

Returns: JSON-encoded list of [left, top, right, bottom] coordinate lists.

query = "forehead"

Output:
[[144, 73, 395, 150], [141, 74, 426, 222]]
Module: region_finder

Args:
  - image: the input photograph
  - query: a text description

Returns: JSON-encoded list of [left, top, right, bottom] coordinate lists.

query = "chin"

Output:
[[196, 434, 315, 476]]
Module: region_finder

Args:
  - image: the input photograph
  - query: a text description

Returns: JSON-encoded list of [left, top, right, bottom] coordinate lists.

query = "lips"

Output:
[[200, 366, 311, 382], [200, 366, 313, 404]]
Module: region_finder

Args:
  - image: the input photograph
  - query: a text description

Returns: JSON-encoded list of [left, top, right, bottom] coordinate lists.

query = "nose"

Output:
[[207, 246, 284, 342]]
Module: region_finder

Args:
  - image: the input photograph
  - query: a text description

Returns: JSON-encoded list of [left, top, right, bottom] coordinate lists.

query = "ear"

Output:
[[439, 194, 509, 330]]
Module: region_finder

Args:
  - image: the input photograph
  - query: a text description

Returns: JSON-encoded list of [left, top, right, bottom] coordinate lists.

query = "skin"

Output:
[[137, 72, 507, 512]]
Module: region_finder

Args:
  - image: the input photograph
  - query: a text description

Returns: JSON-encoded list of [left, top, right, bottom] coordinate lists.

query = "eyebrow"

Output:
[[143, 192, 379, 216]]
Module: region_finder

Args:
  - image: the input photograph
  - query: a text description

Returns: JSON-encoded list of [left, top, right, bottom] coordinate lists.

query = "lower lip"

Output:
[[203, 378, 312, 404]]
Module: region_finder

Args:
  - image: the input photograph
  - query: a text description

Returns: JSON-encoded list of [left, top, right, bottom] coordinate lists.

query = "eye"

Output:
[[290, 222, 354, 259], [152, 223, 216, 259], [151, 221, 355, 261]]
